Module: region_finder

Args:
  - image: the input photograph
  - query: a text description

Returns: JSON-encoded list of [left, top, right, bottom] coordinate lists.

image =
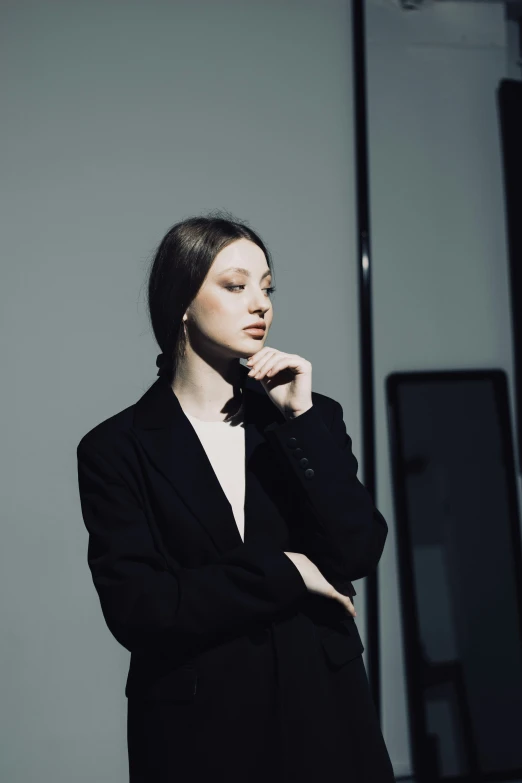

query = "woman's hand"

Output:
[[246, 347, 313, 418], [284, 552, 356, 617]]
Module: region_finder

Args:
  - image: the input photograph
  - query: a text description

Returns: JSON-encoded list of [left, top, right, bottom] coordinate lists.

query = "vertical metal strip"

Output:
[[351, 0, 382, 720]]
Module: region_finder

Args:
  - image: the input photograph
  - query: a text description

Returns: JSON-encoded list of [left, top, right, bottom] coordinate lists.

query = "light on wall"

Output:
[[393, 0, 434, 9], [392, 0, 507, 9]]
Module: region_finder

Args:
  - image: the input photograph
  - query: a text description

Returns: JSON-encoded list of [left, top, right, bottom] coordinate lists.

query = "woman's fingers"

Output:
[[284, 552, 357, 617], [335, 590, 356, 616]]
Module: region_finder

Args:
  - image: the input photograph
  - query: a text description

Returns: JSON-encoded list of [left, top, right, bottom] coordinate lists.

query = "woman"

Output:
[[77, 212, 395, 782]]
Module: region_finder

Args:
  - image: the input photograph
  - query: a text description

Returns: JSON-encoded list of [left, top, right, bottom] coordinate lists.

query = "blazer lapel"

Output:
[[132, 363, 287, 556]]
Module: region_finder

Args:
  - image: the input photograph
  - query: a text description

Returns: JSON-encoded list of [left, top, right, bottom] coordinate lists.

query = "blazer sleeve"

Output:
[[76, 441, 308, 657], [263, 399, 388, 586]]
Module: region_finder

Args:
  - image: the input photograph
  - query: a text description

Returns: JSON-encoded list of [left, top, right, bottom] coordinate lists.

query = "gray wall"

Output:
[[0, 0, 514, 780]]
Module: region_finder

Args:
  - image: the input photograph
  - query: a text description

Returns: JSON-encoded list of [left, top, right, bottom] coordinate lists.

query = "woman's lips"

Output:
[[243, 328, 266, 337]]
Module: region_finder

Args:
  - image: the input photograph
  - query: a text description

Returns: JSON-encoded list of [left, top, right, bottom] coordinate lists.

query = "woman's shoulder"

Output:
[[77, 402, 135, 460]]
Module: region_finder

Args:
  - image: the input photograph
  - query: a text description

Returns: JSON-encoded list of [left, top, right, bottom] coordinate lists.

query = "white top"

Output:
[[182, 404, 246, 542]]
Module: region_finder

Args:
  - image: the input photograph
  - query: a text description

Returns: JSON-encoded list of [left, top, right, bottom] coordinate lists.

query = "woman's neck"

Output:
[[171, 358, 244, 422]]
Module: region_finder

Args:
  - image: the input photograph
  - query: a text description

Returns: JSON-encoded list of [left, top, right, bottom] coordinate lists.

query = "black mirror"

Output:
[[386, 369, 522, 781]]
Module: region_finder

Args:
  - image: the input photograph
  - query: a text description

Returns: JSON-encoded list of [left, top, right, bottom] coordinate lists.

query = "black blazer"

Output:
[[76, 362, 389, 779]]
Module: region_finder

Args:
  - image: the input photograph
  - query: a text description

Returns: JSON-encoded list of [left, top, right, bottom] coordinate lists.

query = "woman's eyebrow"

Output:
[[220, 267, 271, 280]]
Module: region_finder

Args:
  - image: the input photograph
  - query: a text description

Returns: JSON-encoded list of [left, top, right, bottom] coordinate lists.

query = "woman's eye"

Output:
[[226, 285, 276, 296]]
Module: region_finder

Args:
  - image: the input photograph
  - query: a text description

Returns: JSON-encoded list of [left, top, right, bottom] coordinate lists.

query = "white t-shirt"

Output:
[[182, 404, 246, 541]]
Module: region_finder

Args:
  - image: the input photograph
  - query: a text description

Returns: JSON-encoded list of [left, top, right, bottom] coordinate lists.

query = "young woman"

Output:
[[77, 212, 395, 782]]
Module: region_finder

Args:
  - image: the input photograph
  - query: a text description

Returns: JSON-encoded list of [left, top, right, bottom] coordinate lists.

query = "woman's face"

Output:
[[184, 238, 274, 360]]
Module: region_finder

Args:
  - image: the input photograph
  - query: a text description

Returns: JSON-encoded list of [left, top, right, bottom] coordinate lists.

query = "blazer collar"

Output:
[[132, 363, 287, 554]]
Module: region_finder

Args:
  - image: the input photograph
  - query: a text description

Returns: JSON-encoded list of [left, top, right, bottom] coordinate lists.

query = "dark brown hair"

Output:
[[145, 210, 275, 383]]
